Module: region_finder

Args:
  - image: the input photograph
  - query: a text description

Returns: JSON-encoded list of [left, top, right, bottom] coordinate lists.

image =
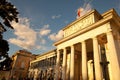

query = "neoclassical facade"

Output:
[[29, 49, 57, 79], [54, 9, 120, 80], [30, 9, 120, 80]]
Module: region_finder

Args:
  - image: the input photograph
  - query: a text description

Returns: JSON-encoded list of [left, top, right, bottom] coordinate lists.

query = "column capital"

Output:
[[92, 36, 97, 40], [63, 47, 67, 52], [70, 44, 75, 51], [70, 44, 74, 47], [57, 49, 60, 52], [106, 31, 113, 35], [63, 47, 67, 50], [81, 40, 86, 43]]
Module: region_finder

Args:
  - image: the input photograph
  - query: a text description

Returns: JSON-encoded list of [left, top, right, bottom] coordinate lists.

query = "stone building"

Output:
[[30, 8, 120, 80], [28, 49, 57, 80], [10, 50, 36, 79]]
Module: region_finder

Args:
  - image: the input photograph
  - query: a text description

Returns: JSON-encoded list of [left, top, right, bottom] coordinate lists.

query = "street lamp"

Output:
[[100, 47, 109, 80]]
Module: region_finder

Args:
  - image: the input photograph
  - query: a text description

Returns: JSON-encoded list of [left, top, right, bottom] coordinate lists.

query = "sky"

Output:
[[3, 0, 120, 56]]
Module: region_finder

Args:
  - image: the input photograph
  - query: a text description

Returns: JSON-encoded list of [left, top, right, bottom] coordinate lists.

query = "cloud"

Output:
[[38, 35, 46, 44], [52, 15, 61, 19], [39, 24, 51, 36], [76, 3, 93, 19], [8, 17, 40, 50], [49, 30, 64, 41], [38, 24, 51, 44]]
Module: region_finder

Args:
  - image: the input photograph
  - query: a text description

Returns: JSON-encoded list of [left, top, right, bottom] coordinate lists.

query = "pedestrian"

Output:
[[39, 70, 43, 80], [1, 76, 6, 80]]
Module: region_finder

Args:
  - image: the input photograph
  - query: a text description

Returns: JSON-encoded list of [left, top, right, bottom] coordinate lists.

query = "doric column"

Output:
[[62, 48, 67, 80], [55, 50, 60, 80], [106, 31, 120, 80], [81, 41, 88, 80], [70, 45, 75, 80], [93, 37, 102, 80]]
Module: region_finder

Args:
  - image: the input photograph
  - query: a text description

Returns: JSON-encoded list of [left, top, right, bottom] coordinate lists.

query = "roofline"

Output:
[[54, 8, 118, 46], [62, 9, 100, 30], [36, 49, 56, 58]]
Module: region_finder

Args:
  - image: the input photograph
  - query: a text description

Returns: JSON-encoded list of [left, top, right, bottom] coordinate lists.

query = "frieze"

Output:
[[64, 14, 94, 37]]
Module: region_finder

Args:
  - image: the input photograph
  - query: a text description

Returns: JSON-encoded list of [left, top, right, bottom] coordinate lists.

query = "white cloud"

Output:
[[39, 36, 46, 44], [49, 30, 64, 41], [9, 17, 40, 50], [52, 15, 61, 19], [39, 24, 51, 36], [38, 24, 51, 44], [76, 3, 93, 19]]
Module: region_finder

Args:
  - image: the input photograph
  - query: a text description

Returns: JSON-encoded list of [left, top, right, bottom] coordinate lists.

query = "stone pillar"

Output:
[[81, 41, 88, 80], [55, 50, 60, 80], [70, 45, 74, 80], [93, 37, 102, 80], [62, 48, 67, 80], [106, 31, 120, 80]]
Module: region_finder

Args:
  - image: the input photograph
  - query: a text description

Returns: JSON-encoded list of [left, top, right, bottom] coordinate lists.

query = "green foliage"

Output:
[[0, 0, 19, 32], [0, 39, 9, 56], [0, 0, 19, 71], [0, 55, 12, 71]]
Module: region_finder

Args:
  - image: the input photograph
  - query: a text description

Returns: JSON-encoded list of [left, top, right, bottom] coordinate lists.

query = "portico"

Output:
[[54, 9, 120, 80]]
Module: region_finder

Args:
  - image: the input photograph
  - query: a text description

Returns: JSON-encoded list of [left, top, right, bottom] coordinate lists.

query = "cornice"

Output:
[[62, 9, 100, 31], [54, 9, 116, 46], [36, 49, 56, 58]]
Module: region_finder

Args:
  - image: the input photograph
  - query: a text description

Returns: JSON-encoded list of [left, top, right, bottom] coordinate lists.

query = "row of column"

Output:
[[55, 31, 120, 80], [37, 57, 56, 67]]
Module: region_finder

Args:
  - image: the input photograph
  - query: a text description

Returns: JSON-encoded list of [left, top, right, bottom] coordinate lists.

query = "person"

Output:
[[47, 70, 50, 80], [44, 70, 47, 80], [1, 76, 6, 80], [10, 75, 16, 80], [49, 69, 54, 80], [59, 66, 62, 80], [39, 70, 43, 80]]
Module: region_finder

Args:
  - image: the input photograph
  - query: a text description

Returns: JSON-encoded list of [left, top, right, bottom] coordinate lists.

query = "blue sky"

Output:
[[3, 0, 120, 56]]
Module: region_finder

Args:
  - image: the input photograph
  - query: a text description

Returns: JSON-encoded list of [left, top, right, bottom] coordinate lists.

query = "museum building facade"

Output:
[[29, 9, 120, 80]]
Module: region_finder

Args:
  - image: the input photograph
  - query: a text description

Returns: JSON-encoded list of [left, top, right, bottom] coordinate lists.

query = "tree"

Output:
[[0, 0, 19, 71]]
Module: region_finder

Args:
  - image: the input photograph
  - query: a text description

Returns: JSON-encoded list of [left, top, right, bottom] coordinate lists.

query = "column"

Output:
[[107, 31, 120, 80], [55, 50, 60, 80], [62, 48, 67, 80], [82, 41, 88, 80], [93, 37, 102, 80], [70, 45, 75, 80]]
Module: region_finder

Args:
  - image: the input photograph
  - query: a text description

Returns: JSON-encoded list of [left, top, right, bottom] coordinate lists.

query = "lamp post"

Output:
[[100, 46, 109, 80]]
